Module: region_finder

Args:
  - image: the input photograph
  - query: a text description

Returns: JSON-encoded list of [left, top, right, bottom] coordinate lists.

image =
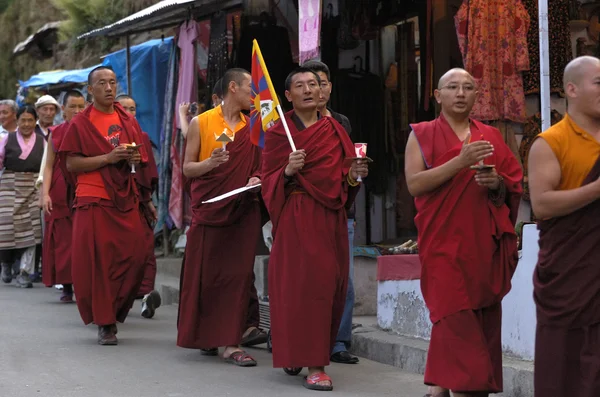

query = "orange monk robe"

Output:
[[534, 114, 600, 397]]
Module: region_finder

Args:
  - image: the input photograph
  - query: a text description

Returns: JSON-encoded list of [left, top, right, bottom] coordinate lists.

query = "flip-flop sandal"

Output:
[[303, 372, 333, 392], [241, 328, 268, 347], [224, 351, 257, 367], [201, 348, 218, 356]]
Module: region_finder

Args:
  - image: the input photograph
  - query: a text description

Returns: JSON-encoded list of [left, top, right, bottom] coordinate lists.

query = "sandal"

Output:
[[201, 348, 218, 356], [224, 350, 257, 367], [303, 372, 333, 392], [241, 327, 268, 347]]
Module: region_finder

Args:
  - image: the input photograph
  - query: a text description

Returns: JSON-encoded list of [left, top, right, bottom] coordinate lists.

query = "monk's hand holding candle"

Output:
[[128, 147, 142, 166], [284, 149, 306, 177], [457, 132, 494, 168], [474, 167, 501, 190], [107, 145, 132, 164], [246, 176, 261, 192], [350, 159, 369, 181], [207, 147, 229, 168]]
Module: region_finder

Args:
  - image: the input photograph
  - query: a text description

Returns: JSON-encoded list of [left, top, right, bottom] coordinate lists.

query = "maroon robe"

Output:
[[177, 120, 262, 349], [135, 131, 158, 297], [42, 122, 73, 287], [533, 156, 600, 397], [262, 112, 358, 368], [411, 114, 522, 392], [58, 103, 148, 326]]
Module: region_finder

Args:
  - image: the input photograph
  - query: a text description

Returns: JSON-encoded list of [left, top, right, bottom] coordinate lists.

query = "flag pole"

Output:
[[275, 104, 297, 152]]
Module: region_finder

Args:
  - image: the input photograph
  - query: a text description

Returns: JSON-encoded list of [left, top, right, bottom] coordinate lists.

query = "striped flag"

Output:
[[250, 39, 280, 148]]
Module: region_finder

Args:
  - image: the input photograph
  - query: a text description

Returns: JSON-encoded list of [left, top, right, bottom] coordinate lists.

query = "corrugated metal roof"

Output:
[[14, 21, 63, 55], [78, 0, 242, 39]]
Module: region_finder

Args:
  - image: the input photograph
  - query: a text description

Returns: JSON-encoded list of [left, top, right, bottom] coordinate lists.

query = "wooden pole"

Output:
[[126, 35, 132, 96]]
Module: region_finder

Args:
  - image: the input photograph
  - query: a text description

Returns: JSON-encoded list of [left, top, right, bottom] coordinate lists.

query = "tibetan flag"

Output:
[[250, 39, 280, 148]]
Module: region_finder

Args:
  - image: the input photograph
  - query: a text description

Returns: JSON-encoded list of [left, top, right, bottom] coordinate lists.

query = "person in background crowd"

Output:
[[304, 60, 359, 365], [405, 68, 523, 397], [41, 90, 85, 302], [0, 106, 45, 288], [35, 95, 59, 139], [179, 79, 223, 139], [0, 99, 18, 137], [177, 68, 262, 367], [58, 66, 148, 345], [116, 94, 162, 319], [528, 56, 600, 397], [261, 68, 367, 391]]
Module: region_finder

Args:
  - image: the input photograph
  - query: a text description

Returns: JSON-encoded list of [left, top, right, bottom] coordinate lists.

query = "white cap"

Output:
[[34, 95, 60, 110]]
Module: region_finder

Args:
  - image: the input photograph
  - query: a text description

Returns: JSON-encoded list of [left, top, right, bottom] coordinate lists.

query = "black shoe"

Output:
[[141, 290, 162, 319], [330, 351, 359, 364]]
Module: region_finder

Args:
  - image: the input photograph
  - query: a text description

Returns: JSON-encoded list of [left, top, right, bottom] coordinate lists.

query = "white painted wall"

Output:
[[377, 224, 540, 361], [501, 224, 539, 360]]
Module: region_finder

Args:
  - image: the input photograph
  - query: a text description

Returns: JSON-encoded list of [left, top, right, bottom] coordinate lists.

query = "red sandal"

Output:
[[303, 372, 333, 391], [224, 351, 257, 367]]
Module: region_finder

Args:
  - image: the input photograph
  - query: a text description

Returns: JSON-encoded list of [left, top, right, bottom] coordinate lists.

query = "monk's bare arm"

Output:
[[528, 138, 600, 219], [405, 132, 463, 197], [42, 145, 56, 197], [182, 117, 218, 178], [66, 154, 109, 173]]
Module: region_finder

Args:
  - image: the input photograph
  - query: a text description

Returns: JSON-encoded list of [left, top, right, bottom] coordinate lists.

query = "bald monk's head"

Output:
[[563, 56, 600, 115], [221, 68, 252, 111], [434, 68, 477, 120]]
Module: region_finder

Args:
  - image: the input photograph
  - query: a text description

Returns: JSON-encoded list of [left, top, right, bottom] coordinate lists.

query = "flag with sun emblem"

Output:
[[250, 39, 280, 148]]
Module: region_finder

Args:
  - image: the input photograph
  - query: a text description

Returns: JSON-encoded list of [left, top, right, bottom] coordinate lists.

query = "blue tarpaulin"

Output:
[[19, 64, 101, 88], [102, 37, 174, 148]]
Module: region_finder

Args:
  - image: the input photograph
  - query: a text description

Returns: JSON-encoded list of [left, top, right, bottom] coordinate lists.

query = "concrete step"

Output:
[[350, 316, 534, 397]]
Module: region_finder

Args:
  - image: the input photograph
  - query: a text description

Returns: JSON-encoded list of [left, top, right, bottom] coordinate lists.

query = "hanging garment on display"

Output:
[[175, 21, 199, 129], [337, 0, 360, 50], [485, 120, 522, 166], [321, 2, 340, 72], [455, 0, 530, 123], [206, 11, 231, 109], [237, 15, 294, 104], [299, 0, 322, 63], [521, 0, 571, 96]]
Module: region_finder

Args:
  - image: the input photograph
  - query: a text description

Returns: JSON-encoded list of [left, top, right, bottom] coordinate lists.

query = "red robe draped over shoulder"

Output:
[[534, 156, 600, 397], [262, 112, 358, 368], [42, 122, 73, 287], [177, 120, 263, 349], [135, 131, 159, 297], [411, 114, 522, 392], [58, 103, 148, 326]]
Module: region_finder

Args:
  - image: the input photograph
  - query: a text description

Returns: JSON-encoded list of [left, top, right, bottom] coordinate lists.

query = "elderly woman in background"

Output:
[[0, 99, 18, 137], [0, 106, 45, 288]]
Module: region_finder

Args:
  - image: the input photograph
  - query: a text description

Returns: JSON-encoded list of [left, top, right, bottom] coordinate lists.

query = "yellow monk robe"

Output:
[[198, 105, 246, 161], [538, 113, 600, 190], [177, 104, 263, 351], [534, 113, 600, 397]]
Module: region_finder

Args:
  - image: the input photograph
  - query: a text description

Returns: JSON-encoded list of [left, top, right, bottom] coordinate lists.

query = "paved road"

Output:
[[0, 284, 425, 397]]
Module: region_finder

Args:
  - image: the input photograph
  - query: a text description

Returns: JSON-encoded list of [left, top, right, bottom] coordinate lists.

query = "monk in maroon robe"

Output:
[[41, 90, 86, 302], [59, 66, 148, 346], [177, 68, 262, 366], [262, 68, 368, 391], [528, 56, 600, 397], [405, 69, 522, 397], [117, 94, 161, 319]]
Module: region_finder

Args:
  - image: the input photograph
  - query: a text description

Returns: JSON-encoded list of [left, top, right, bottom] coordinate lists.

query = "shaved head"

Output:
[[563, 56, 600, 91], [438, 68, 475, 90]]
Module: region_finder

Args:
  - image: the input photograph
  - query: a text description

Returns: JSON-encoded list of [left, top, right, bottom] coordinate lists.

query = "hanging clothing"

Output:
[[521, 0, 571, 96], [298, 0, 322, 63], [321, 2, 340, 72], [175, 21, 199, 129], [455, 0, 530, 123], [156, 40, 179, 233], [206, 11, 230, 109]]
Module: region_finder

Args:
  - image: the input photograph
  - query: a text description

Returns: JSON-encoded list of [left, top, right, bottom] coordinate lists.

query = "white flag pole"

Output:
[[275, 104, 297, 152], [538, 0, 551, 131]]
